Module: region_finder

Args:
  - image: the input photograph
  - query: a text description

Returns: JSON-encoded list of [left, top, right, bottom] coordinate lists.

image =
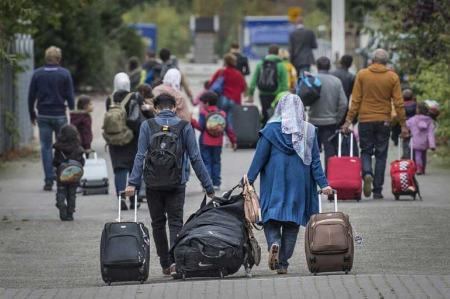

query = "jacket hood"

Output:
[[53, 141, 84, 155], [264, 54, 282, 63], [260, 122, 296, 155], [368, 63, 389, 73], [416, 114, 432, 130]]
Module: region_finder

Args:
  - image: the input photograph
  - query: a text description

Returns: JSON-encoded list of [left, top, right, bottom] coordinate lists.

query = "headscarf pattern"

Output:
[[269, 93, 315, 165], [163, 68, 182, 91]]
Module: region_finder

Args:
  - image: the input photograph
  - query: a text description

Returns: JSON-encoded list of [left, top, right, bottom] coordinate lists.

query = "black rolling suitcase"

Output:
[[232, 105, 260, 149], [100, 192, 150, 285]]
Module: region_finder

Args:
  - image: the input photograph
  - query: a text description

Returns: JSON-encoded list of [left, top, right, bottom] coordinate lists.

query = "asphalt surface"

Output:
[[0, 63, 449, 294]]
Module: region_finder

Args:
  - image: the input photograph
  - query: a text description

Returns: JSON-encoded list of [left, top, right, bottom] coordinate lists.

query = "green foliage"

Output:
[[123, 2, 192, 56], [413, 62, 450, 146], [1, 0, 145, 90]]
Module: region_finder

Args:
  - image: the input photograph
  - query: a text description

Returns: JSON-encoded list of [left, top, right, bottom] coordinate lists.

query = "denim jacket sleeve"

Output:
[[311, 133, 328, 188], [128, 121, 151, 187], [183, 124, 214, 193], [247, 135, 271, 184]]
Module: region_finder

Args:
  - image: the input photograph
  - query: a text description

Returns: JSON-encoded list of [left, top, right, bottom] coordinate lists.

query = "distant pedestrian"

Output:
[[70, 95, 93, 151], [308, 56, 347, 170], [248, 44, 289, 127], [128, 56, 146, 91], [125, 93, 214, 276], [391, 89, 417, 155], [406, 102, 436, 175], [191, 91, 237, 190], [142, 50, 162, 85], [152, 68, 191, 121], [105, 73, 144, 210], [278, 48, 298, 91], [342, 49, 408, 199], [28, 46, 75, 191], [288, 15, 318, 74], [246, 93, 332, 275], [159, 48, 194, 102], [331, 55, 355, 102], [208, 54, 247, 126], [53, 125, 85, 221], [229, 42, 250, 76]]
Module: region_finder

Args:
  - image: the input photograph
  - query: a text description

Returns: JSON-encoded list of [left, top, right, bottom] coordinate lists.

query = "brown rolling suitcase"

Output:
[[305, 190, 354, 275]]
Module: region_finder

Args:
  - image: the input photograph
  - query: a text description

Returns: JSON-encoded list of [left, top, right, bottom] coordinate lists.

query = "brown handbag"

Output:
[[242, 175, 262, 224]]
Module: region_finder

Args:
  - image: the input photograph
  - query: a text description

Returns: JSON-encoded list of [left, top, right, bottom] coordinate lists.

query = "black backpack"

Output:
[[170, 186, 260, 279], [257, 59, 278, 93], [143, 119, 188, 190]]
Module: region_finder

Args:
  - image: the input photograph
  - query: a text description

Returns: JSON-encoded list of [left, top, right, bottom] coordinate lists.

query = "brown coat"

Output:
[[346, 64, 406, 125]]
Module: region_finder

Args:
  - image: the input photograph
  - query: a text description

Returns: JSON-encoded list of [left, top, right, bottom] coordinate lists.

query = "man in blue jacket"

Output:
[[125, 93, 214, 276], [28, 46, 75, 191]]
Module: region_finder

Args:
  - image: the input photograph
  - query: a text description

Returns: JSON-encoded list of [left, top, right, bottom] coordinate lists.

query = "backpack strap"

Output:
[[147, 119, 189, 136], [120, 93, 134, 109], [148, 118, 162, 135]]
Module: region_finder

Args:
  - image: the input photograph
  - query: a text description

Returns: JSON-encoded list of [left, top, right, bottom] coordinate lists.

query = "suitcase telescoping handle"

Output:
[[118, 191, 138, 223], [398, 136, 413, 160], [317, 189, 338, 213], [338, 132, 354, 158]]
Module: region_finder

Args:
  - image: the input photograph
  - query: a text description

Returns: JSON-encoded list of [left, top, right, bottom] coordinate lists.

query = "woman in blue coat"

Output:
[[247, 93, 332, 274]]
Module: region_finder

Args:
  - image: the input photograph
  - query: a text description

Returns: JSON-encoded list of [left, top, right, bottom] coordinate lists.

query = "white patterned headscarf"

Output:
[[269, 93, 315, 165], [163, 68, 182, 91]]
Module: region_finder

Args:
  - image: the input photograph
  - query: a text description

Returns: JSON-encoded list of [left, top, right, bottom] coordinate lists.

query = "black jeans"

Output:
[[317, 124, 338, 172], [146, 186, 186, 269], [359, 121, 391, 194], [259, 94, 276, 127], [56, 184, 77, 213]]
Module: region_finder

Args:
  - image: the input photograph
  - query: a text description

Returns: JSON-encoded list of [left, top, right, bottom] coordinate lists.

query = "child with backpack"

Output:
[[70, 95, 93, 151], [53, 125, 85, 221], [191, 91, 237, 191], [406, 102, 436, 175], [125, 93, 214, 276]]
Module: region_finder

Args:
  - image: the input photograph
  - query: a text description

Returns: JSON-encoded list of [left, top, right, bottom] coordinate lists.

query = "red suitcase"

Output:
[[327, 133, 362, 201], [390, 137, 421, 200]]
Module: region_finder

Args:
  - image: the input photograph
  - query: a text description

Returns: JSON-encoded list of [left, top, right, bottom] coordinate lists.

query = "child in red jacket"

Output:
[[192, 91, 237, 190], [70, 95, 93, 151]]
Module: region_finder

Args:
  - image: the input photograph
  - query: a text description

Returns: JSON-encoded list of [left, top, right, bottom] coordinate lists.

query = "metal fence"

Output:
[[0, 35, 34, 155]]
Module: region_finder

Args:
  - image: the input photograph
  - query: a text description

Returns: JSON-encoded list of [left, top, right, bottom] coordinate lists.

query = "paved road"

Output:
[[1, 63, 449, 298]]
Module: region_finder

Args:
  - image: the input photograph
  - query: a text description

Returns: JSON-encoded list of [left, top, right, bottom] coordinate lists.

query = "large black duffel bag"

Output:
[[171, 186, 260, 279]]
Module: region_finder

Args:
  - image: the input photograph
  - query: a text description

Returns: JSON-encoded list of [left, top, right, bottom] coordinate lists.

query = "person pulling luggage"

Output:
[[246, 93, 332, 274], [125, 93, 214, 276]]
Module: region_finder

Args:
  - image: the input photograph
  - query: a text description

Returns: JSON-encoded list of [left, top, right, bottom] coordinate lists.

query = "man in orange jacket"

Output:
[[342, 49, 408, 199]]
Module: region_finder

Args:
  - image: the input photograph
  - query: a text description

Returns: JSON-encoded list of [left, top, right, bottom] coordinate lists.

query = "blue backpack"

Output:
[[296, 72, 322, 106], [209, 69, 225, 95]]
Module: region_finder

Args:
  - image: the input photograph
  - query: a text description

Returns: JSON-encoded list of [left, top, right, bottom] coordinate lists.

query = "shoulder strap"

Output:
[[170, 120, 189, 135], [120, 93, 134, 109], [148, 118, 162, 134]]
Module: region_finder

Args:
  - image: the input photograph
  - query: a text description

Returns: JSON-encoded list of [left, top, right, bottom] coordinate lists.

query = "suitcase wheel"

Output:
[[413, 194, 417, 201], [104, 190, 108, 195], [107, 281, 111, 286], [220, 271, 224, 279], [182, 273, 186, 281], [83, 190, 87, 196], [140, 280, 144, 284], [394, 195, 400, 201]]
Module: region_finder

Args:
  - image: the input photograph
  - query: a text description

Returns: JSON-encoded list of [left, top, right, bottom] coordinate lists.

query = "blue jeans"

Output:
[[37, 115, 68, 184], [200, 145, 222, 186], [359, 121, 391, 194], [114, 168, 131, 197], [218, 96, 236, 130], [263, 220, 300, 269]]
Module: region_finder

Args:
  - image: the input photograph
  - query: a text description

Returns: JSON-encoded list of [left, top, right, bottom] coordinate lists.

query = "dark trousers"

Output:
[[317, 124, 338, 172], [200, 145, 222, 186], [294, 64, 311, 75], [146, 186, 186, 269], [263, 220, 300, 269], [359, 121, 391, 194], [56, 184, 77, 213], [259, 94, 276, 127]]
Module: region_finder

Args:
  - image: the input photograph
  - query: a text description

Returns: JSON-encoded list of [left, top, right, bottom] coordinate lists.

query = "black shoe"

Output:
[[65, 212, 74, 221], [373, 193, 384, 200], [44, 183, 53, 191], [120, 199, 129, 211], [129, 200, 141, 210], [56, 202, 67, 220]]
